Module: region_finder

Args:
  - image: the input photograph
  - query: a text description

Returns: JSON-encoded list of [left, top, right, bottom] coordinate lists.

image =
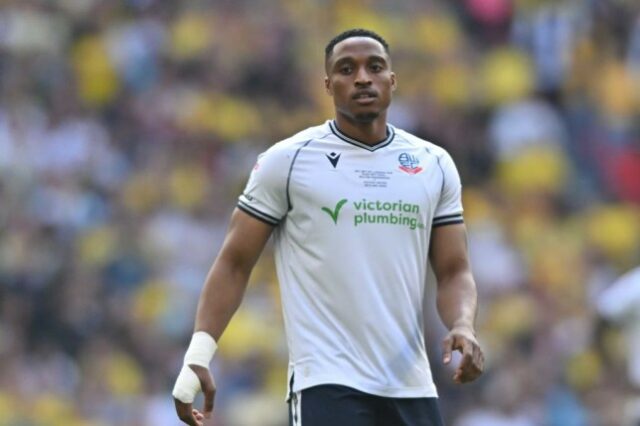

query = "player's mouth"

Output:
[[352, 90, 378, 105]]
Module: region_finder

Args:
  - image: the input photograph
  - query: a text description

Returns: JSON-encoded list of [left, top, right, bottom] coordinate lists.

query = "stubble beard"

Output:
[[353, 111, 379, 123], [336, 103, 384, 125]]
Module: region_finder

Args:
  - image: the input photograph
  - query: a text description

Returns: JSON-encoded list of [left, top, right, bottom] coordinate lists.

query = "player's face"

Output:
[[325, 37, 396, 124]]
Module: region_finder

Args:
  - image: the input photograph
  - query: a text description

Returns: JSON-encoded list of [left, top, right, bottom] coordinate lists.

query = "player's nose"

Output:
[[354, 66, 372, 85]]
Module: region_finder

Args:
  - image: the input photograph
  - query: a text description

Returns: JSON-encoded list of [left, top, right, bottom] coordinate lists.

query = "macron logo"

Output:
[[326, 152, 341, 168]]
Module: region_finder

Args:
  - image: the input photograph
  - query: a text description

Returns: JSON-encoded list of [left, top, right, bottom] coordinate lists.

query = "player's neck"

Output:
[[334, 115, 388, 146]]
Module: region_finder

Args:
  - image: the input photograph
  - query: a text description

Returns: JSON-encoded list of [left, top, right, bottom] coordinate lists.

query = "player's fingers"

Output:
[[461, 339, 476, 369], [451, 337, 472, 369], [460, 351, 474, 371], [449, 335, 480, 382], [458, 365, 482, 383], [190, 364, 216, 419], [201, 373, 216, 418], [442, 336, 454, 364], [454, 353, 472, 383], [472, 343, 485, 372], [464, 340, 482, 370], [457, 344, 484, 383], [461, 357, 480, 378], [460, 337, 474, 357], [174, 399, 199, 426], [193, 409, 204, 421]]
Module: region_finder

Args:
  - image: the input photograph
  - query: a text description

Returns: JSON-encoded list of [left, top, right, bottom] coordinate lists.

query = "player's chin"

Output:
[[353, 110, 380, 123]]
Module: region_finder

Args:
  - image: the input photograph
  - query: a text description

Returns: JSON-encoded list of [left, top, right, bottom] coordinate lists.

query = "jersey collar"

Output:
[[329, 120, 395, 152]]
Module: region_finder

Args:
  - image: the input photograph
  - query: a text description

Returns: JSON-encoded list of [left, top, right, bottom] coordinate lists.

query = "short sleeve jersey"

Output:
[[238, 120, 464, 398]]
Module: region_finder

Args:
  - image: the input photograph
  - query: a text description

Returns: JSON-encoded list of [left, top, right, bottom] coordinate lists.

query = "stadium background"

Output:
[[1, 0, 640, 425]]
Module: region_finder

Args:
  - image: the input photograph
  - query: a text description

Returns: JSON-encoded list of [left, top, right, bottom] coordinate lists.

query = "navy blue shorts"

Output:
[[288, 384, 445, 426]]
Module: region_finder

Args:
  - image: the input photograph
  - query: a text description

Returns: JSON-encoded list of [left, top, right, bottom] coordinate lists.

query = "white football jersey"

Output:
[[238, 120, 463, 399]]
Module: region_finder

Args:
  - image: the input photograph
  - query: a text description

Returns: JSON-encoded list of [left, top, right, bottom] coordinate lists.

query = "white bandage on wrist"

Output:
[[183, 331, 217, 367], [172, 331, 217, 403]]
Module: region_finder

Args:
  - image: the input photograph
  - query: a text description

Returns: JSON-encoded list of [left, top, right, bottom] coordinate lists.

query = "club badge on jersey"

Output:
[[398, 152, 423, 175]]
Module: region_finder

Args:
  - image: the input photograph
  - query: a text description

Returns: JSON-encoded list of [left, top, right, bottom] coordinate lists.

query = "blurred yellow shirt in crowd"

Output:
[[482, 48, 534, 106], [72, 36, 119, 107]]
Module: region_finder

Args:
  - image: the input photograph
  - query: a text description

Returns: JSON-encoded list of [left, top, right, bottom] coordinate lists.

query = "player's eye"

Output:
[[339, 65, 353, 74], [370, 63, 383, 72]]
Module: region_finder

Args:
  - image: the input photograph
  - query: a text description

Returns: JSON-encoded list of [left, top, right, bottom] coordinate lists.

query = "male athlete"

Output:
[[172, 28, 484, 426]]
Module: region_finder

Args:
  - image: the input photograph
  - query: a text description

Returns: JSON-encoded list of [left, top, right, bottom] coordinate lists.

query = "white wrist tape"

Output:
[[172, 331, 217, 403], [183, 331, 217, 367]]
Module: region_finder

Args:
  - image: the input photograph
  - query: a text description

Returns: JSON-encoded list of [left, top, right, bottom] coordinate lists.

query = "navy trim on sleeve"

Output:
[[432, 212, 464, 228], [433, 213, 463, 222], [432, 219, 464, 228], [237, 201, 280, 226]]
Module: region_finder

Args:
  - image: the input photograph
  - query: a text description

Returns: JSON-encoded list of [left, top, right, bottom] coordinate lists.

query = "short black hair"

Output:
[[325, 28, 389, 62]]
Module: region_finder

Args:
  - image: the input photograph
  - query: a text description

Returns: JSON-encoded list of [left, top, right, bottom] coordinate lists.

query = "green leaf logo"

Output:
[[321, 198, 348, 224]]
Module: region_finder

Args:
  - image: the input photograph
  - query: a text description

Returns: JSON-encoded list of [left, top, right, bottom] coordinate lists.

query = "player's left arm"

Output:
[[429, 222, 484, 384]]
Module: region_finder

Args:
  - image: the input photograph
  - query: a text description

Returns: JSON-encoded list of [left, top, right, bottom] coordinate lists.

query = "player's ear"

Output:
[[391, 72, 397, 92], [325, 76, 333, 96]]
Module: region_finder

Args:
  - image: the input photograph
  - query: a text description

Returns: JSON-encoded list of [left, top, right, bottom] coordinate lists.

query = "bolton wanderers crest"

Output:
[[398, 153, 423, 175]]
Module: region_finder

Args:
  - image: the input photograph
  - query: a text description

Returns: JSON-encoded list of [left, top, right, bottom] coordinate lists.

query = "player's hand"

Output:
[[173, 364, 216, 426], [442, 326, 484, 384]]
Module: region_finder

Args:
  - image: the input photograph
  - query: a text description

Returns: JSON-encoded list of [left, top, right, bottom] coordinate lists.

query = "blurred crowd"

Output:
[[1, 0, 640, 425]]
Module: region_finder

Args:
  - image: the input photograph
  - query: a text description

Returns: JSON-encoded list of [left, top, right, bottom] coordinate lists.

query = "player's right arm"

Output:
[[173, 208, 275, 426], [173, 140, 291, 425]]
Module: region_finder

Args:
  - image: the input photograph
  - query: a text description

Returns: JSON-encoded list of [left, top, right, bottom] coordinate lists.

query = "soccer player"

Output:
[[172, 28, 484, 426]]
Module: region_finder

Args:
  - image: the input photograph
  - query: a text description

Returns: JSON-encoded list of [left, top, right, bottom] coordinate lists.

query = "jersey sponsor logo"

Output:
[[353, 198, 425, 229], [320, 198, 425, 230], [321, 198, 348, 224], [326, 152, 341, 168], [398, 153, 423, 175]]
